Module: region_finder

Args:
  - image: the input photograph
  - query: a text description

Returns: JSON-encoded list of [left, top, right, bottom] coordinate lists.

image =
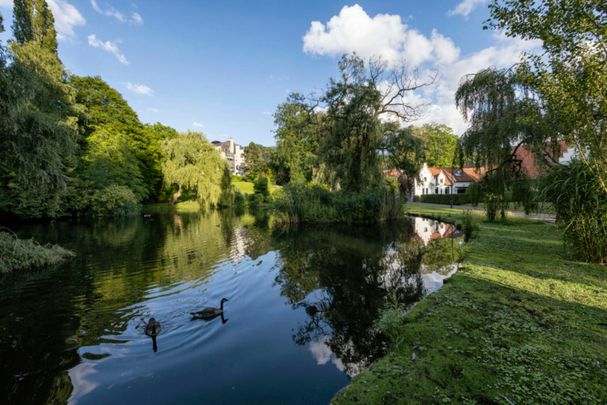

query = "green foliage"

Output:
[[90, 185, 140, 217], [541, 161, 607, 263], [273, 181, 402, 224], [375, 303, 407, 344], [0, 230, 74, 272], [416, 193, 474, 205], [254, 175, 270, 200], [71, 77, 172, 203], [322, 55, 384, 193], [412, 124, 459, 167], [383, 123, 424, 194], [0, 5, 77, 218], [161, 132, 229, 210], [243, 142, 274, 181], [273, 93, 322, 184], [488, 0, 607, 194]]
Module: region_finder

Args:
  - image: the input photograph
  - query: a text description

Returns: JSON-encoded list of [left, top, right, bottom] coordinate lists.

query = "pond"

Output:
[[0, 211, 460, 404]]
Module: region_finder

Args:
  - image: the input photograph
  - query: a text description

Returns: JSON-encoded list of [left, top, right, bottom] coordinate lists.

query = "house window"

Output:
[[435, 187, 439, 194], [446, 188, 450, 194], [440, 178, 443, 184]]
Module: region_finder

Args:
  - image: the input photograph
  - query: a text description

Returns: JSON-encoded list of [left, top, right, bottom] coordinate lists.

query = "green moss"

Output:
[[333, 204, 607, 404], [0, 231, 74, 273]]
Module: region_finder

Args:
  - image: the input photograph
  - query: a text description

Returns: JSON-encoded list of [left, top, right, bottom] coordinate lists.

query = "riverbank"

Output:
[[333, 203, 607, 404]]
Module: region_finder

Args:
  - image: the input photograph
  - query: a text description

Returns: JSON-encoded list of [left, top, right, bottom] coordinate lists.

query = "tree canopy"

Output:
[[411, 124, 458, 167]]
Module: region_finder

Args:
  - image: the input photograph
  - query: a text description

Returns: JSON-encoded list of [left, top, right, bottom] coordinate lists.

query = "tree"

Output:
[[161, 132, 230, 210], [455, 68, 546, 219], [411, 124, 458, 167], [0, 1, 77, 217], [487, 0, 607, 194], [273, 93, 322, 184], [322, 54, 434, 193], [383, 123, 424, 194], [243, 142, 273, 181], [71, 77, 173, 204]]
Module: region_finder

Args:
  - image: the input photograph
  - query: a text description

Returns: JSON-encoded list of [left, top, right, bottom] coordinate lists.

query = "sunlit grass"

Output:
[[334, 204, 607, 404]]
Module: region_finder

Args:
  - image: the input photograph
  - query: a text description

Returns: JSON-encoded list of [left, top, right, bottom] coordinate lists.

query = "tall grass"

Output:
[[272, 182, 403, 224], [0, 230, 75, 273]]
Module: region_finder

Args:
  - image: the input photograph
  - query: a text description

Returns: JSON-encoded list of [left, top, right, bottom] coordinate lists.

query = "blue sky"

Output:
[[0, 0, 537, 146]]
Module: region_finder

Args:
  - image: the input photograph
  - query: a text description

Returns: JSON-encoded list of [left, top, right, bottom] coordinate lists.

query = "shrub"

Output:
[[254, 175, 270, 200], [0, 231, 74, 273], [273, 181, 402, 224], [90, 185, 140, 217], [375, 303, 406, 344], [541, 162, 607, 263], [417, 193, 474, 205]]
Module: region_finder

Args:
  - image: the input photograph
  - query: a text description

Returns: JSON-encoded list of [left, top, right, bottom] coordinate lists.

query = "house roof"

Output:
[[513, 142, 569, 179]]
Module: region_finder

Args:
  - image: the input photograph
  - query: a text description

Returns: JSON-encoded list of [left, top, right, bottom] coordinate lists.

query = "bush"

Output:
[[541, 162, 607, 263], [90, 185, 140, 217], [254, 175, 270, 200], [0, 231, 74, 273], [416, 193, 474, 205], [375, 303, 406, 344], [273, 181, 402, 224]]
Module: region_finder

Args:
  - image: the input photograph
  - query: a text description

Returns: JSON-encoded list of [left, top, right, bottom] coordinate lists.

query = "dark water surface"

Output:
[[0, 211, 458, 404]]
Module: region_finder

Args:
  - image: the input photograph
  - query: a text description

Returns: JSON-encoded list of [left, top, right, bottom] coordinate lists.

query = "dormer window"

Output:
[[455, 170, 462, 176]]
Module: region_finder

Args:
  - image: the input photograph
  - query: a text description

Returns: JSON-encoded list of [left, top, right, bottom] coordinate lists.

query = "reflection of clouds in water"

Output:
[[309, 338, 368, 377], [229, 227, 247, 262], [421, 263, 458, 295], [68, 362, 98, 404]]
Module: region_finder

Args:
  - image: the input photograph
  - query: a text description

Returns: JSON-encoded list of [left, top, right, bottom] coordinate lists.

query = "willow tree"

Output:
[[321, 54, 434, 193], [0, 0, 77, 217], [488, 0, 607, 194], [484, 0, 607, 261], [455, 68, 549, 219], [162, 132, 230, 210]]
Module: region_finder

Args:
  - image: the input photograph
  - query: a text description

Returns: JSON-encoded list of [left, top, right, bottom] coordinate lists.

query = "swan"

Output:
[[191, 298, 228, 320]]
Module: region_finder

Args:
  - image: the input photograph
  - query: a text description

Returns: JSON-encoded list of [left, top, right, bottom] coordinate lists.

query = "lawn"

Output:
[[233, 180, 281, 195], [333, 203, 607, 404]]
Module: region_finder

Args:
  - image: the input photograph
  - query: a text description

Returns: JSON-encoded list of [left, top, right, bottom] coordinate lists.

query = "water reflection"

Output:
[[0, 212, 458, 404]]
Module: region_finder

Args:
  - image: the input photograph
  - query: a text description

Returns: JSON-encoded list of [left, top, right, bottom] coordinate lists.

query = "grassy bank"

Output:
[[333, 203, 607, 404]]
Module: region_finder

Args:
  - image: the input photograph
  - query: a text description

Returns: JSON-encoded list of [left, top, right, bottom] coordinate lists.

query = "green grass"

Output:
[[333, 203, 607, 404], [233, 180, 281, 195], [233, 180, 255, 195]]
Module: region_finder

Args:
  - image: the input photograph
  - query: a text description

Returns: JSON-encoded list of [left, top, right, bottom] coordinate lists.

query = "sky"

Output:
[[0, 0, 538, 146]]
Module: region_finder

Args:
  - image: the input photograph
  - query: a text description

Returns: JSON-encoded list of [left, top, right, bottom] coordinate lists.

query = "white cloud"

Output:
[[126, 82, 153, 96], [302, 4, 464, 69], [192, 122, 204, 128], [130, 12, 143, 26], [448, 0, 487, 17], [302, 4, 541, 135], [0, 0, 86, 40], [91, 0, 143, 25], [87, 34, 128, 64], [148, 107, 160, 113]]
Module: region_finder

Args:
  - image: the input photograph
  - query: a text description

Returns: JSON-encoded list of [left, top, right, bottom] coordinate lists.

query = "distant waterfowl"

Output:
[[191, 298, 228, 320], [144, 318, 161, 352]]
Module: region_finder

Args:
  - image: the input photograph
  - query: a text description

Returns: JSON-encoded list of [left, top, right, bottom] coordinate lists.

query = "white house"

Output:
[[211, 139, 245, 175], [413, 163, 483, 197]]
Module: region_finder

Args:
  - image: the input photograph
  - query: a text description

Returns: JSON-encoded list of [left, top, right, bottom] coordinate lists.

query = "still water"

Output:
[[0, 211, 459, 404]]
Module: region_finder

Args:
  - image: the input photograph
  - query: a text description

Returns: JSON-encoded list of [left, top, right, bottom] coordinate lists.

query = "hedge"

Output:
[[414, 193, 475, 205]]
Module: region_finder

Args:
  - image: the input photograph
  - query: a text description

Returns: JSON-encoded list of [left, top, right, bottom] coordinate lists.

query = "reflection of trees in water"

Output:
[[0, 212, 262, 404], [272, 220, 426, 376]]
